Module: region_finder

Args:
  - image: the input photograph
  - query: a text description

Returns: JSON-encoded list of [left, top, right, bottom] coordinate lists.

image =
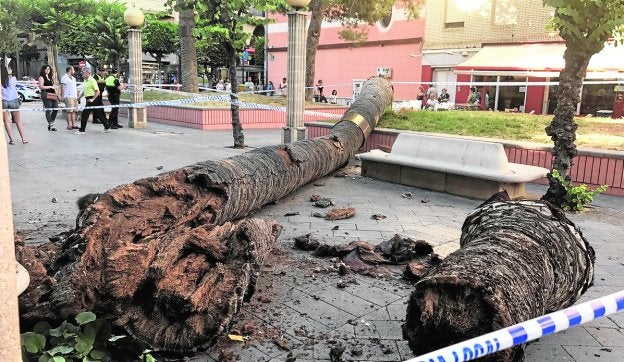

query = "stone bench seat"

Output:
[[356, 133, 549, 199]]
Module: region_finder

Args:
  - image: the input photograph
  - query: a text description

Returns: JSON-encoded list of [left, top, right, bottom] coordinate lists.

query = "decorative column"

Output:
[[124, 8, 147, 128], [282, 0, 310, 144], [0, 85, 21, 361]]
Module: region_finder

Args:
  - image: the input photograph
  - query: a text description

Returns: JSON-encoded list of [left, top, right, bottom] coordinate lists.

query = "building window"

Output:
[[445, 0, 465, 28], [493, 0, 517, 25]]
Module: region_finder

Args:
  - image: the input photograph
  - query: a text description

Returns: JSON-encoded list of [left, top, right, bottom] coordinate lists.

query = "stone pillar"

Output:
[[128, 28, 147, 128], [0, 90, 21, 361], [282, 10, 307, 144]]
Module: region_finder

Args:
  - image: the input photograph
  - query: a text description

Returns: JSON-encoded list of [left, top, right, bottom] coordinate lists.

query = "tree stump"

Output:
[[403, 194, 595, 361], [17, 76, 394, 351]]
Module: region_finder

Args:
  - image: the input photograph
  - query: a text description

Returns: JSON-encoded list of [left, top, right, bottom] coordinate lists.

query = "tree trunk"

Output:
[[542, 44, 591, 205], [178, 1, 199, 93], [227, 43, 245, 148], [304, 0, 325, 101], [403, 194, 595, 361], [17, 77, 394, 352], [46, 44, 60, 84]]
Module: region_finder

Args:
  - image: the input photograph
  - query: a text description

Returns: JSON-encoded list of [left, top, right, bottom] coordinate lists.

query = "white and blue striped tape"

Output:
[[6, 93, 343, 120], [406, 290, 624, 362]]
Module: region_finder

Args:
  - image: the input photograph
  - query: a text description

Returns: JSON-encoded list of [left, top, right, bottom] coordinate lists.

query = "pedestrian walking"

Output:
[[2, 64, 28, 144], [76, 68, 110, 134], [38, 64, 59, 131], [105, 69, 127, 129], [60, 66, 79, 130]]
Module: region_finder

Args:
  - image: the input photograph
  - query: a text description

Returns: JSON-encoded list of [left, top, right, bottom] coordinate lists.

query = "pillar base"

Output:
[[282, 126, 307, 144], [128, 107, 147, 128]]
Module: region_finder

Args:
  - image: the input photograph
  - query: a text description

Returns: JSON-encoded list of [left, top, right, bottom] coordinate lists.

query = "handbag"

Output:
[[45, 91, 58, 101]]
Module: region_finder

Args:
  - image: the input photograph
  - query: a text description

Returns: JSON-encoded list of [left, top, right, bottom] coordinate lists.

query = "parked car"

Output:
[[16, 83, 40, 103]]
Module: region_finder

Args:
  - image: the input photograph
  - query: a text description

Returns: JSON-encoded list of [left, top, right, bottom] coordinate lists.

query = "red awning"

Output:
[[454, 43, 624, 78]]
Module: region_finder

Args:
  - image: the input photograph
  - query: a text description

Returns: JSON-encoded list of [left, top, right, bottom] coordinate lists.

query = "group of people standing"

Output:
[[37, 64, 127, 135], [2, 63, 128, 145]]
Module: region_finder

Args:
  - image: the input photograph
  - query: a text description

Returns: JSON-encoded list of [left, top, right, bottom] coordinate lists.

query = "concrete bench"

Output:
[[356, 133, 549, 199]]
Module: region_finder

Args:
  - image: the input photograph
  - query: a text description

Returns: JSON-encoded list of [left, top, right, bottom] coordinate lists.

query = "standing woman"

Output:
[[1, 64, 28, 144], [38, 64, 58, 131]]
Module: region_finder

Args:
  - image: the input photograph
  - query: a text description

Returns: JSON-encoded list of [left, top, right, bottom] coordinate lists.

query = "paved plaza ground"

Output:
[[7, 103, 624, 361]]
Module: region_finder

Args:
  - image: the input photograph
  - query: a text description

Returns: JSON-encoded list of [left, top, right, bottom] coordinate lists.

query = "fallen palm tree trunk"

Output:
[[403, 192, 595, 361], [17, 76, 393, 352]]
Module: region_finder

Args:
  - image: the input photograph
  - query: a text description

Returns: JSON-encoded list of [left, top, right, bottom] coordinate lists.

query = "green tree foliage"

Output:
[[541, 0, 624, 207], [142, 14, 179, 82], [58, 0, 128, 70], [0, 0, 31, 57], [28, 0, 85, 82], [194, 0, 286, 148]]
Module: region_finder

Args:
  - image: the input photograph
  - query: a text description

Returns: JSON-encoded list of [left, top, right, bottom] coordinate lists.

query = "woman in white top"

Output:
[[216, 79, 225, 92], [1, 64, 28, 144], [60, 66, 79, 130]]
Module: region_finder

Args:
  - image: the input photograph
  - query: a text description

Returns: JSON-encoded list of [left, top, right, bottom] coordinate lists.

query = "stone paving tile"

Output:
[[347, 276, 408, 304], [562, 346, 624, 362], [282, 289, 357, 328], [313, 338, 401, 361], [387, 298, 409, 322], [397, 340, 416, 360], [314, 288, 381, 317], [525, 344, 575, 361], [362, 306, 391, 321], [584, 327, 624, 346], [370, 320, 404, 340], [535, 327, 601, 346]]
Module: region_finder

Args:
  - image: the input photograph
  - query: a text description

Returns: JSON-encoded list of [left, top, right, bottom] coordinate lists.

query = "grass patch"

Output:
[[377, 110, 624, 151]]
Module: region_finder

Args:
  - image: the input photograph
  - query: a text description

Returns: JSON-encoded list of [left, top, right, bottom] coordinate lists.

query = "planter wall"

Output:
[[119, 104, 348, 130], [307, 122, 624, 197]]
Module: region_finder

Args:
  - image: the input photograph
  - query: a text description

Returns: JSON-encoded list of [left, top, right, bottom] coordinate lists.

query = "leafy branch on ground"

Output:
[[550, 169, 607, 211], [21, 311, 155, 362]]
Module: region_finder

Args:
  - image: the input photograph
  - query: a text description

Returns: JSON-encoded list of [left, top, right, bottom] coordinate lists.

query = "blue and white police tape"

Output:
[[11, 93, 231, 113], [11, 94, 343, 119], [406, 289, 624, 362]]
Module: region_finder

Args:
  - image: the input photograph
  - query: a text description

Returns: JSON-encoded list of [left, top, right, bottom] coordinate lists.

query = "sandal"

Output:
[[48, 125, 57, 131], [22, 139, 28, 144], [8, 140, 15, 145]]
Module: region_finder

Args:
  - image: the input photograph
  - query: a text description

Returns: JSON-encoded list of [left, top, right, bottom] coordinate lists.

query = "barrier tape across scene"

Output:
[[8, 78, 624, 116], [6, 92, 344, 119], [405, 290, 624, 362]]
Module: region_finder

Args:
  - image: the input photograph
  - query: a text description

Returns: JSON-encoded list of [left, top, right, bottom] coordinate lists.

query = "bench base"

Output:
[[361, 160, 526, 199]]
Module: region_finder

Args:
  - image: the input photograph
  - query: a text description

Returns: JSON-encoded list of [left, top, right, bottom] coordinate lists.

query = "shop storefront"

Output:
[[453, 42, 624, 115]]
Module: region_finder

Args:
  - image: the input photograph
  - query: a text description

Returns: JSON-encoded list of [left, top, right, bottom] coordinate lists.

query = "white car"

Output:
[[16, 83, 40, 102]]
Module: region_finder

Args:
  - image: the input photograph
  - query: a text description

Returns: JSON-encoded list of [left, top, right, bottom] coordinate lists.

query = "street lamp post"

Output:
[[282, 0, 310, 144], [124, 7, 147, 128]]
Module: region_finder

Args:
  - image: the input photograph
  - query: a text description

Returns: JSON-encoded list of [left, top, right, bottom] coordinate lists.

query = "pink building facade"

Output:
[[266, 5, 425, 101]]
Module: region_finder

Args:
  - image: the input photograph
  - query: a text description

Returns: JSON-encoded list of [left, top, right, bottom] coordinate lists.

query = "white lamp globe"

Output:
[[124, 7, 145, 27], [287, 0, 311, 10]]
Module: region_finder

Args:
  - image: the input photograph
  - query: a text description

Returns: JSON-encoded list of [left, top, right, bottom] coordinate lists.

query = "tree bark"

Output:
[[403, 194, 595, 361], [17, 77, 394, 352], [46, 44, 60, 84], [542, 43, 591, 204], [227, 43, 245, 148], [178, 1, 199, 93], [304, 0, 325, 101]]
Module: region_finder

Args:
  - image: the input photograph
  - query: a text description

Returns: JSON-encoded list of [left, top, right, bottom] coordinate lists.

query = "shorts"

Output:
[[64, 97, 78, 110], [2, 99, 19, 110]]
